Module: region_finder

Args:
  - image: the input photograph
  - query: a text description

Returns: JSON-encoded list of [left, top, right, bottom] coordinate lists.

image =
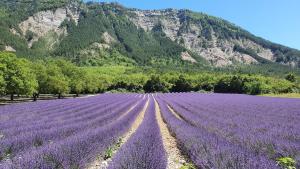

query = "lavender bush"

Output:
[[108, 97, 167, 169]]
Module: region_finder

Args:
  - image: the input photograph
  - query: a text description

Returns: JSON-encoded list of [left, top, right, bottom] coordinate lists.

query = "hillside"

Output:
[[0, 0, 300, 69]]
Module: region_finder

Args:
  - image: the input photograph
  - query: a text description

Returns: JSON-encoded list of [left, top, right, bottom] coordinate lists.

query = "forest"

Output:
[[0, 52, 299, 101]]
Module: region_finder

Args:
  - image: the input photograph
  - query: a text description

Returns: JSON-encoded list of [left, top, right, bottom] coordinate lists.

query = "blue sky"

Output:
[[85, 0, 300, 50]]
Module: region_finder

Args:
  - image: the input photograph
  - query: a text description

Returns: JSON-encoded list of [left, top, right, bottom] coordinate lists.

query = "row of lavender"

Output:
[[0, 94, 147, 168], [157, 93, 300, 168], [108, 97, 167, 169]]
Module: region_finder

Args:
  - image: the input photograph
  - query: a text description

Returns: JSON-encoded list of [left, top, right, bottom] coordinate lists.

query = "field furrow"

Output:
[[153, 97, 188, 169]]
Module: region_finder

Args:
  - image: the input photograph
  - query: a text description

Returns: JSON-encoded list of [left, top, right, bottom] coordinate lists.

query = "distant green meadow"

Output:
[[261, 93, 300, 98]]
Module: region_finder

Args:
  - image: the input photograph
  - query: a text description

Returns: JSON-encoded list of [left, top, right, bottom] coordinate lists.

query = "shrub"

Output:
[[143, 75, 168, 93], [171, 75, 193, 92]]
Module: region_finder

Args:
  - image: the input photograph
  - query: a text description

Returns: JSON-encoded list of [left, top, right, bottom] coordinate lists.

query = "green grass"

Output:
[[104, 138, 123, 160], [179, 163, 197, 169], [261, 93, 300, 98], [276, 157, 296, 169]]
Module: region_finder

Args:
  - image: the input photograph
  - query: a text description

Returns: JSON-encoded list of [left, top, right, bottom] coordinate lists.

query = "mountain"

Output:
[[0, 0, 300, 68]]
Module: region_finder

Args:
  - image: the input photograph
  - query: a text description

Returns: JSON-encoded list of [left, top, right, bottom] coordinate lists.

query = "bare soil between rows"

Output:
[[87, 98, 149, 169], [154, 98, 187, 169]]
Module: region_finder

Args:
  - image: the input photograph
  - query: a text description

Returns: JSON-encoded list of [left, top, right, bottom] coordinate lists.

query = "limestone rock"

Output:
[[129, 9, 275, 66], [181, 52, 197, 63], [18, 5, 80, 48], [4, 46, 16, 52]]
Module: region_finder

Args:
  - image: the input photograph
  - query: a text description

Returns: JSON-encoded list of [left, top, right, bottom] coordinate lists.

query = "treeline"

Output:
[[0, 52, 299, 101], [0, 52, 100, 100], [117, 73, 299, 95]]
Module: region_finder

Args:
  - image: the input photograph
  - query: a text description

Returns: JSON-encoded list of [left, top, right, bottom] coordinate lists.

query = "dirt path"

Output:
[[87, 97, 150, 169], [167, 105, 184, 121], [153, 97, 187, 169]]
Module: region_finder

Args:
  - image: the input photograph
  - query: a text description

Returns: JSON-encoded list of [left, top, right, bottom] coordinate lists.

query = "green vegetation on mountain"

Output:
[[0, 1, 300, 99], [0, 0, 73, 25], [0, 0, 299, 69], [55, 3, 205, 67], [0, 0, 80, 57], [0, 1, 207, 67]]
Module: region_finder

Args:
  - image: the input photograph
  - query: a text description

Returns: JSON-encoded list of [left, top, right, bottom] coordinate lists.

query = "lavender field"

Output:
[[0, 93, 299, 169]]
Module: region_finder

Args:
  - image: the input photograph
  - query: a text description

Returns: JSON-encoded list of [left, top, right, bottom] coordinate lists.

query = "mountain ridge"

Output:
[[0, 0, 300, 68]]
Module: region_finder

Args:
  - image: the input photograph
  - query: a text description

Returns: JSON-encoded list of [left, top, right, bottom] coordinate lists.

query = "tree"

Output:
[[108, 81, 128, 91], [214, 77, 230, 93], [0, 52, 38, 100], [143, 75, 168, 93], [0, 59, 6, 95], [243, 81, 262, 95], [70, 69, 86, 97], [0, 73, 5, 95], [229, 76, 244, 93], [32, 60, 48, 100], [84, 73, 99, 94], [171, 75, 193, 92], [214, 76, 244, 94], [285, 73, 296, 82], [46, 63, 70, 99], [25, 30, 35, 41], [52, 59, 90, 96], [53, 59, 78, 77]]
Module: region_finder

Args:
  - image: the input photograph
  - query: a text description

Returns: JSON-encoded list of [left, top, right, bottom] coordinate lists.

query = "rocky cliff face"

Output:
[[15, 5, 80, 47], [129, 9, 276, 66]]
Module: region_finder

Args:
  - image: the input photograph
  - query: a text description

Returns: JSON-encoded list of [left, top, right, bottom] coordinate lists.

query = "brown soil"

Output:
[[154, 97, 187, 169], [167, 105, 184, 121]]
